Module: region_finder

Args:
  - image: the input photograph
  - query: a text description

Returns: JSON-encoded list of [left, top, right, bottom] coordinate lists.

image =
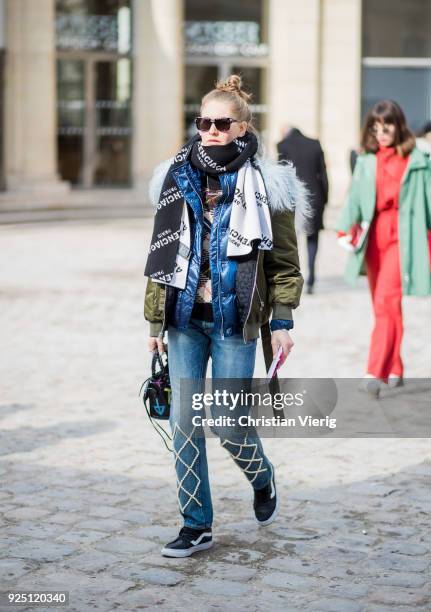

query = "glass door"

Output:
[[57, 56, 132, 187], [94, 59, 132, 186], [57, 59, 85, 185]]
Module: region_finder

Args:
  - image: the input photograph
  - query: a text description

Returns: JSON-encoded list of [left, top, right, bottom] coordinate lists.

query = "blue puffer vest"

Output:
[[170, 160, 240, 339]]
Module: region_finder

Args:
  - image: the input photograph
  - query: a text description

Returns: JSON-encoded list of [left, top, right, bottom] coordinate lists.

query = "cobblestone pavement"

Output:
[[0, 218, 430, 612]]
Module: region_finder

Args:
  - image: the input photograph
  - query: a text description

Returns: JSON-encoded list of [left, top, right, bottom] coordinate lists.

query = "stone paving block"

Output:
[[4, 521, 69, 540], [63, 550, 121, 573], [314, 545, 367, 565], [346, 482, 404, 497], [94, 536, 158, 556], [8, 540, 77, 562], [203, 561, 256, 581], [87, 482, 139, 496], [191, 577, 250, 597], [377, 541, 429, 556], [130, 525, 179, 542], [55, 529, 110, 545], [47, 512, 86, 525], [0, 504, 20, 514], [364, 606, 428, 612], [1, 482, 44, 496], [134, 552, 198, 568], [0, 558, 35, 582], [222, 549, 265, 564], [53, 499, 89, 513], [261, 571, 321, 590], [307, 598, 362, 612], [371, 571, 428, 588], [14, 568, 135, 609], [3, 507, 53, 521], [110, 587, 168, 609], [319, 582, 370, 599], [86, 505, 123, 518], [7, 494, 57, 508], [75, 518, 129, 533], [135, 567, 185, 586], [330, 534, 379, 551], [368, 586, 430, 606], [111, 509, 152, 524], [375, 524, 419, 538], [267, 526, 321, 541], [264, 557, 321, 575], [360, 553, 430, 574]]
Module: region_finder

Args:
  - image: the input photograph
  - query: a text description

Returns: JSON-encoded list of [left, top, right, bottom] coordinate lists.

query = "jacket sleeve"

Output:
[[264, 209, 303, 320], [144, 277, 166, 337], [318, 146, 329, 206], [335, 157, 366, 233]]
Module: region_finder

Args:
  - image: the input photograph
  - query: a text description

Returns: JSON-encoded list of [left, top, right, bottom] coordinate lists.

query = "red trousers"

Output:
[[365, 208, 403, 380]]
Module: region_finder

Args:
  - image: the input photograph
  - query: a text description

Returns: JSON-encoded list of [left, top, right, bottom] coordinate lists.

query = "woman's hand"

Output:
[[271, 329, 294, 367], [148, 335, 167, 355], [336, 231, 354, 252]]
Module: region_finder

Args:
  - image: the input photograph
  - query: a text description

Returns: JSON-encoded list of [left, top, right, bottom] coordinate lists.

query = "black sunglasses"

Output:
[[369, 123, 394, 136], [195, 116, 239, 132]]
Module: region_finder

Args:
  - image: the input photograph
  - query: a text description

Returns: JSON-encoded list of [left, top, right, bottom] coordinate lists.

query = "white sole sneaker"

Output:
[[161, 540, 213, 558], [256, 493, 280, 526], [255, 463, 279, 526]]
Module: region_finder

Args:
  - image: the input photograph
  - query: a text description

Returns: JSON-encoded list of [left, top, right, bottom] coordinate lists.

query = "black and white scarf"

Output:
[[144, 131, 273, 289]]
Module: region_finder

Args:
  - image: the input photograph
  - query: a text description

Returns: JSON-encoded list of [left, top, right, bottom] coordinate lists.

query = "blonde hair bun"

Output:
[[215, 74, 252, 103]]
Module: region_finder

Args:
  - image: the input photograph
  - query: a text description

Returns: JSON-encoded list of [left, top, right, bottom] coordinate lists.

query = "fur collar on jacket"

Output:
[[148, 153, 311, 232]]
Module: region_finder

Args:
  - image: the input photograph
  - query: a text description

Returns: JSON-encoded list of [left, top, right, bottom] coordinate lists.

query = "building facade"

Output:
[[0, 0, 430, 208]]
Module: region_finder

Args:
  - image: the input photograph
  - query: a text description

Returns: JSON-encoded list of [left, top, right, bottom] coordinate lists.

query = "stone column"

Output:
[[320, 0, 362, 206], [267, 0, 322, 155], [4, 0, 69, 196], [0, 0, 5, 48], [132, 0, 184, 199]]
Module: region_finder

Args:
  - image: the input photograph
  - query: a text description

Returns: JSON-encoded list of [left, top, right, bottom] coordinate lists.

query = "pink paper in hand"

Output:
[[266, 346, 283, 380]]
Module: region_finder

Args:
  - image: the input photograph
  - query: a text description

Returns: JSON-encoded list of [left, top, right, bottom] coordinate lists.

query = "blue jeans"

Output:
[[167, 317, 273, 529]]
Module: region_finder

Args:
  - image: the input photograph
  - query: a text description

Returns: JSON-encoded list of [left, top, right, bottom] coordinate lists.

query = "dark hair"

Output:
[[360, 100, 415, 157]]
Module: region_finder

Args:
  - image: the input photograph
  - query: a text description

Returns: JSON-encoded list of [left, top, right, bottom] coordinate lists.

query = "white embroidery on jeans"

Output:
[[172, 423, 202, 511], [220, 432, 268, 484]]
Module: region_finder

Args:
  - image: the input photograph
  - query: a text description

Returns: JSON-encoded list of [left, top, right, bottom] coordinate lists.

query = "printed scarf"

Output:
[[144, 131, 273, 289]]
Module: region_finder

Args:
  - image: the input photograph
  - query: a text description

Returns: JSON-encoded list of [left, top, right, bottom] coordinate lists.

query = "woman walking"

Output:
[[144, 75, 308, 557], [336, 100, 431, 390]]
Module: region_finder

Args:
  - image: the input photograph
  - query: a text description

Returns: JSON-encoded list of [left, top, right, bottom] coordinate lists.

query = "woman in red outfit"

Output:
[[337, 100, 431, 392]]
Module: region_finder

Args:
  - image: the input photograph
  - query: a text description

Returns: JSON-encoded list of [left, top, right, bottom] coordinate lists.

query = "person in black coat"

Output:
[[277, 127, 329, 294]]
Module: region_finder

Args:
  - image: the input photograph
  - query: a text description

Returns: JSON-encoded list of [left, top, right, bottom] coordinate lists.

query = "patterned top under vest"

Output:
[[191, 174, 223, 322]]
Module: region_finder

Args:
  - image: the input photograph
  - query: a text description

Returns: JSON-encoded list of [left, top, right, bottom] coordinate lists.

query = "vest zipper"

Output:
[[216, 178, 230, 339], [184, 170, 205, 328]]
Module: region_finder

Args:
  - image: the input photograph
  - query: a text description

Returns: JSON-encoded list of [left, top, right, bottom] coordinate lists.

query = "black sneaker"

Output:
[[161, 526, 213, 558], [253, 463, 279, 526]]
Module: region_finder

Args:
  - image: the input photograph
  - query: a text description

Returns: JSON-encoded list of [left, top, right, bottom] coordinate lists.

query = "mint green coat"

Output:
[[335, 147, 431, 296]]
